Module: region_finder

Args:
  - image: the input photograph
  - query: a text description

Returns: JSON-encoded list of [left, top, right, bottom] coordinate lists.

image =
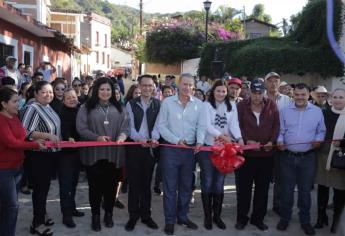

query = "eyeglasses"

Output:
[[55, 87, 65, 91], [73, 84, 82, 87]]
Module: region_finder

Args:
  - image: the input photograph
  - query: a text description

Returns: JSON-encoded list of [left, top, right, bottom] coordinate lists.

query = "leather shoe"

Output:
[[277, 220, 289, 231], [250, 221, 268, 231], [72, 209, 85, 217], [63, 216, 76, 228], [235, 221, 246, 230], [141, 217, 158, 229], [301, 224, 315, 235], [125, 219, 137, 231], [164, 224, 174, 235], [177, 219, 198, 229], [104, 213, 114, 228]]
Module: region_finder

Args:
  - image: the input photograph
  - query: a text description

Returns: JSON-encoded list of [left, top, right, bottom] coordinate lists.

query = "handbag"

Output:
[[330, 149, 345, 170]]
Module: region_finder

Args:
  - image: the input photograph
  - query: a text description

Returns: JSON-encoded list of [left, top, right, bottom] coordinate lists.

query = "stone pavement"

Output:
[[16, 173, 335, 236]]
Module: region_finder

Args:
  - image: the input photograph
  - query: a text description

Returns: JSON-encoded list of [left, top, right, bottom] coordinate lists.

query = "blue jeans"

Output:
[[161, 146, 195, 224], [197, 151, 225, 193], [279, 151, 316, 224], [0, 168, 22, 236]]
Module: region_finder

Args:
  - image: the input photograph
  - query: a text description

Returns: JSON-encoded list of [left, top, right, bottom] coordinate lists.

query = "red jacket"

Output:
[[237, 97, 280, 157], [0, 113, 39, 169]]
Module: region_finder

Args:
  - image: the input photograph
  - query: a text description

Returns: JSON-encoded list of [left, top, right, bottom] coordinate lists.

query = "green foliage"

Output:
[[250, 4, 272, 23], [199, 0, 344, 78], [145, 27, 204, 64]]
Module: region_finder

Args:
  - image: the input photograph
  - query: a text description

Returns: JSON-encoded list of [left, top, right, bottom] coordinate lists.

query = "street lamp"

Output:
[[203, 0, 212, 43], [85, 37, 89, 75]]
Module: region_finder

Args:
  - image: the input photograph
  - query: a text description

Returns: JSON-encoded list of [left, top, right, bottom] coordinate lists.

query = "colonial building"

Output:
[[81, 12, 112, 75], [242, 18, 278, 39], [0, 1, 77, 81]]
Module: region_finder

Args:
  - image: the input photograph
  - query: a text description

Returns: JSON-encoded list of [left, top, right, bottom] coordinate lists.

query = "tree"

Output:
[[145, 27, 204, 64], [250, 4, 272, 23]]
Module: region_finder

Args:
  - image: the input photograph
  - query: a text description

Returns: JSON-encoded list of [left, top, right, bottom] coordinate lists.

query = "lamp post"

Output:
[[203, 0, 212, 44], [85, 37, 89, 75]]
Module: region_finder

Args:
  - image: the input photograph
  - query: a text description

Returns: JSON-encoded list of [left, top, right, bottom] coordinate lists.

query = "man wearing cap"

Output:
[[264, 72, 292, 216], [264, 72, 291, 110], [276, 83, 326, 235], [235, 79, 280, 231], [1, 56, 21, 87], [311, 86, 330, 111], [228, 78, 243, 105], [37, 61, 56, 82]]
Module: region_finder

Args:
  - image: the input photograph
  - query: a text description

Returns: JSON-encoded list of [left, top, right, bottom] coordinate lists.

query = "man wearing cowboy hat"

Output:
[[1, 56, 21, 87], [311, 86, 330, 111]]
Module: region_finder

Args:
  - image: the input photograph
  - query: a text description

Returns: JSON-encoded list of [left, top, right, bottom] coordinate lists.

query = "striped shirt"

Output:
[[20, 101, 61, 152]]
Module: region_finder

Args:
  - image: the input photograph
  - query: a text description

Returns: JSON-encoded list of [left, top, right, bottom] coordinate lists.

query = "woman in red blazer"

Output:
[[0, 87, 44, 236]]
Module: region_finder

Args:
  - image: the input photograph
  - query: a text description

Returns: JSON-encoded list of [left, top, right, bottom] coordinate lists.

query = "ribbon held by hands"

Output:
[[210, 143, 245, 174]]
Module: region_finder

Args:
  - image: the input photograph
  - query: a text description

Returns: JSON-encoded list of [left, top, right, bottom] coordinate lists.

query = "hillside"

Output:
[[51, 0, 178, 43]]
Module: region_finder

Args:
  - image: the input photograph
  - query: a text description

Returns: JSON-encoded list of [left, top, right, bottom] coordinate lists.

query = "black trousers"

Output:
[[20, 151, 33, 188], [235, 156, 274, 224], [85, 160, 120, 216], [31, 151, 58, 225], [126, 146, 155, 220], [57, 152, 80, 216]]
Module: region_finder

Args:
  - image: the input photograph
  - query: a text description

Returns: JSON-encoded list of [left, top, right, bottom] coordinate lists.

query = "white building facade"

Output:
[[81, 13, 112, 75]]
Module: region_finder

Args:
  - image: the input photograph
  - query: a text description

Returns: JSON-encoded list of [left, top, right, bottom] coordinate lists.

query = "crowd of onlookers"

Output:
[[0, 55, 344, 236]]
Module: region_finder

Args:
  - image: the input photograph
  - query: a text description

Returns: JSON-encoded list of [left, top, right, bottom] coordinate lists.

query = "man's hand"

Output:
[[312, 141, 321, 149], [194, 143, 203, 154], [97, 136, 111, 142], [150, 139, 159, 148], [263, 141, 273, 152], [247, 140, 260, 150], [177, 139, 187, 146], [140, 139, 150, 148], [277, 142, 285, 151], [237, 138, 244, 146]]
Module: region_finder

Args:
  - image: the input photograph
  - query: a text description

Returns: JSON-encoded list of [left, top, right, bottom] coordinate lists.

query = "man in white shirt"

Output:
[[196, 75, 211, 94], [158, 73, 206, 235], [37, 61, 56, 82], [1, 56, 21, 87]]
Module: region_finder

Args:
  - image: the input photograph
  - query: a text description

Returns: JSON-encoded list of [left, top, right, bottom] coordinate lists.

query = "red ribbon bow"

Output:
[[210, 143, 245, 174]]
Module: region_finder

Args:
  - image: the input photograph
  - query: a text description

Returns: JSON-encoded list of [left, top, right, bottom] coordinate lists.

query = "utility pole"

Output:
[[242, 6, 246, 39], [139, 0, 143, 75], [282, 18, 288, 36]]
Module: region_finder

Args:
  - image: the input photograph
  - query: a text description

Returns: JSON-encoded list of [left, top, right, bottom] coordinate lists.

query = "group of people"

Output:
[[0, 66, 344, 236]]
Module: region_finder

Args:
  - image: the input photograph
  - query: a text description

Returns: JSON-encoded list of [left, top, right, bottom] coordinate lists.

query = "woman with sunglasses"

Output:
[[72, 78, 87, 104], [50, 79, 66, 114]]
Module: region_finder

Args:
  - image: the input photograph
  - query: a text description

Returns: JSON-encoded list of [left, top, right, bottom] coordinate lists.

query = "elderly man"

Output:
[[277, 83, 326, 235], [158, 73, 206, 235], [311, 85, 330, 111], [1, 56, 21, 87], [235, 79, 280, 231], [264, 72, 292, 216]]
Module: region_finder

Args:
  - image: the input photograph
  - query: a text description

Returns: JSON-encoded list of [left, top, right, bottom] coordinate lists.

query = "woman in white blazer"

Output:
[[198, 79, 243, 231]]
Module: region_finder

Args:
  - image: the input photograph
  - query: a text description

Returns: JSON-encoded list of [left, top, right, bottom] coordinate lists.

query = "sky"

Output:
[[109, 0, 309, 24]]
